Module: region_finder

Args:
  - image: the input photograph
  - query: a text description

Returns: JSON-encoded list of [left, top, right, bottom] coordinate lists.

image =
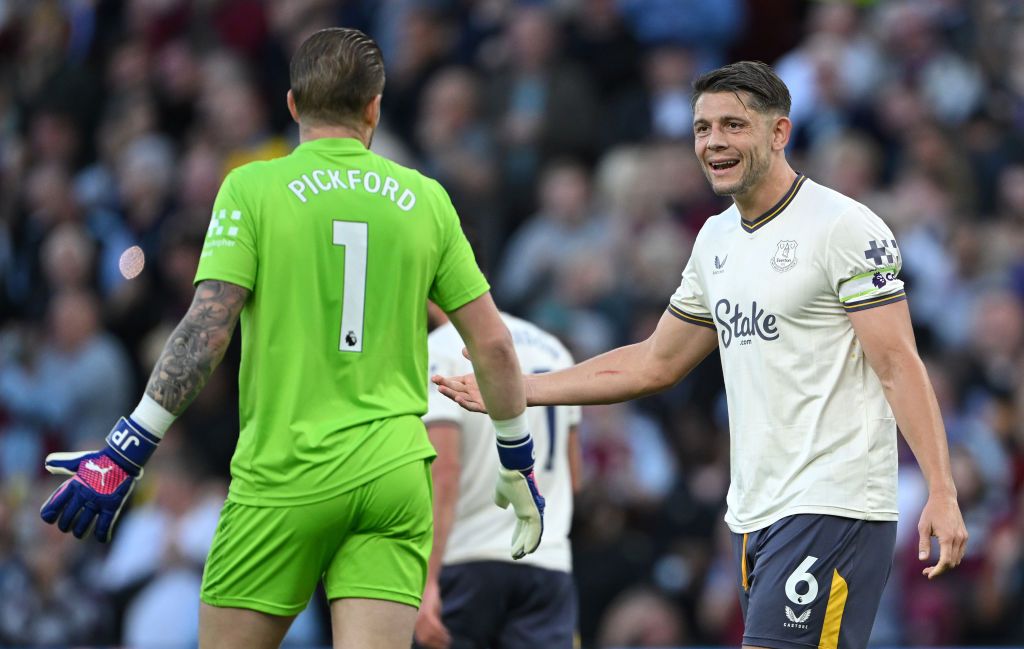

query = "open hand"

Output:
[[431, 373, 487, 414]]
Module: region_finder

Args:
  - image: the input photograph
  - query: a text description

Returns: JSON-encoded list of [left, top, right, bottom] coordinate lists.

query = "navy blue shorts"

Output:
[[420, 561, 577, 649], [732, 514, 897, 649]]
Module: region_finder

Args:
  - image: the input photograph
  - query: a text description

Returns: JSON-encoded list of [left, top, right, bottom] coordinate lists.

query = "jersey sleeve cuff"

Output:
[[842, 290, 907, 312], [432, 280, 490, 314], [193, 271, 255, 291], [667, 303, 715, 329]]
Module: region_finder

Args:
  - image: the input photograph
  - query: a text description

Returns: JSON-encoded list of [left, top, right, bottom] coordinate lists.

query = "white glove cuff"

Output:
[[491, 411, 529, 442], [130, 395, 176, 439]]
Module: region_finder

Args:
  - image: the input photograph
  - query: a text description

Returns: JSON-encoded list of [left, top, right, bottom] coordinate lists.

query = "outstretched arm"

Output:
[[433, 311, 719, 411], [40, 279, 249, 542], [849, 300, 967, 579], [145, 280, 249, 414]]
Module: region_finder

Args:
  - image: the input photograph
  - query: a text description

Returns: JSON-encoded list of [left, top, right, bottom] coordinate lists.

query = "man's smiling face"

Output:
[[692, 91, 776, 198]]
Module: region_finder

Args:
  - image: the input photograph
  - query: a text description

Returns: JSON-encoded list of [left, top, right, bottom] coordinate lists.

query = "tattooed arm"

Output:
[[145, 280, 250, 415], [40, 279, 249, 541]]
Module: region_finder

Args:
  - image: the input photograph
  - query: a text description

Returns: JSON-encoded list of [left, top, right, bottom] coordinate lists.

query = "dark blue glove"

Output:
[[495, 434, 545, 559], [40, 417, 159, 542]]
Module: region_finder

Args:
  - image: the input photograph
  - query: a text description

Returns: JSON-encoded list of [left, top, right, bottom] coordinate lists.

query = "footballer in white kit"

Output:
[[415, 312, 580, 649], [433, 61, 967, 649], [669, 172, 906, 648], [670, 173, 905, 532]]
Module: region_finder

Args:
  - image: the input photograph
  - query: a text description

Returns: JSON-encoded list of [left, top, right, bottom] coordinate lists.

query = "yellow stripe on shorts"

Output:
[[741, 533, 749, 591], [818, 569, 848, 649]]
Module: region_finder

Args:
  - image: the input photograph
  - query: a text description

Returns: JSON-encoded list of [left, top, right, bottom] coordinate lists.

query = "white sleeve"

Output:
[[827, 206, 906, 313], [668, 253, 715, 329]]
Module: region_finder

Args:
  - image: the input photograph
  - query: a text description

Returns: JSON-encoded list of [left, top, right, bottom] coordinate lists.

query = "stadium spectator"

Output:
[[874, 1, 983, 125], [563, 0, 643, 103], [496, 159, 612, 316], [578, 403, 675, 506], [595, 146, 694, 314], [414, 66, 499, 261], [484, 4, 598, 230], [197, 54, 290, 174], [604, 45, 698, 147], [0, 290, 131, 476], [616, 0, 745, 68], [0, 505, 109, 645], [595, 587, 688, 648], [382, 6, 458, 148]]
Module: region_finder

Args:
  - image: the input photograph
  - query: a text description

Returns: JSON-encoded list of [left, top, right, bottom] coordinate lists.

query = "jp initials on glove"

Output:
[[494, 434, 545, 560], [40, 417, 160, 542]]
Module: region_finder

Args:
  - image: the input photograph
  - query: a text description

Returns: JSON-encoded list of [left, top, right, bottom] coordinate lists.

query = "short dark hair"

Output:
[[290, 28, 386, 127], [691, 60, 791, 116]]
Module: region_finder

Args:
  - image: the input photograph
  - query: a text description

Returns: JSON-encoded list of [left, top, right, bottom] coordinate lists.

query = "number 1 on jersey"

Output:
[[333, 221, 368, 352]]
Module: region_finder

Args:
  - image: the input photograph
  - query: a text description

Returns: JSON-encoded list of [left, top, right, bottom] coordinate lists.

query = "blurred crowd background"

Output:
[[2, 0, 1024, 646]]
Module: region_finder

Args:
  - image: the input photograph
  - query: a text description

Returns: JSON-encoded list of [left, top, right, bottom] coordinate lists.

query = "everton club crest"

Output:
[[771, 240, 798, 272]]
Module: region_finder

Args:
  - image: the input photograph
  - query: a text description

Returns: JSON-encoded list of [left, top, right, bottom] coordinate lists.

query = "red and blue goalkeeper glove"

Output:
[[495, 434, 545, 560], [40, 416, 159, 542]]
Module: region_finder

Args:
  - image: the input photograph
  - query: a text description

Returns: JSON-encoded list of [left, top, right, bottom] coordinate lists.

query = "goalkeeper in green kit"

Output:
[[38, 28, 544, 649]]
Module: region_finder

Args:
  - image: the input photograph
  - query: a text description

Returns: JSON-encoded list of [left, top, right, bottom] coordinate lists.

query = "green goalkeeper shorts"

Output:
[[200, 459, 433, 616]]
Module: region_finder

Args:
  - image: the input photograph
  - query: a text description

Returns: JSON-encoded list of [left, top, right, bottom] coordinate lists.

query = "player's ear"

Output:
[[772, 115, 792, 151], [365, 94, 382, 129], [287, 90, 300, 125]]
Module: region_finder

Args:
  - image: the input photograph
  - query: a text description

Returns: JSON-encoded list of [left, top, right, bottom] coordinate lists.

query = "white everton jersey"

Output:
[[425, 315, 580, 572], [670, 175, 905, 533]]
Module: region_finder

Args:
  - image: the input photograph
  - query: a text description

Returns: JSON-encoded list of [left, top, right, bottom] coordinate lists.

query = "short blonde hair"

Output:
[[290, 28, 386, 127]]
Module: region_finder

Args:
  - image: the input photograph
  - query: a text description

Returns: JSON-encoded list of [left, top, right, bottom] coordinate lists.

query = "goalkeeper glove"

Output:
[[40, 416, 159, 542], [494, 434, 545, 560]]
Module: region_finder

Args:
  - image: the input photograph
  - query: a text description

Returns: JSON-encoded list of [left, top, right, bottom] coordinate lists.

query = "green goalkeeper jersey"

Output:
[[195, 137, 489, 505]]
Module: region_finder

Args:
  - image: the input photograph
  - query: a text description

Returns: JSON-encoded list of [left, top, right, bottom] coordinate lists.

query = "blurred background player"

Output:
[[434, 60, 968, 649], [415, 304, 582, 649], [37, 27, 543, 649]]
